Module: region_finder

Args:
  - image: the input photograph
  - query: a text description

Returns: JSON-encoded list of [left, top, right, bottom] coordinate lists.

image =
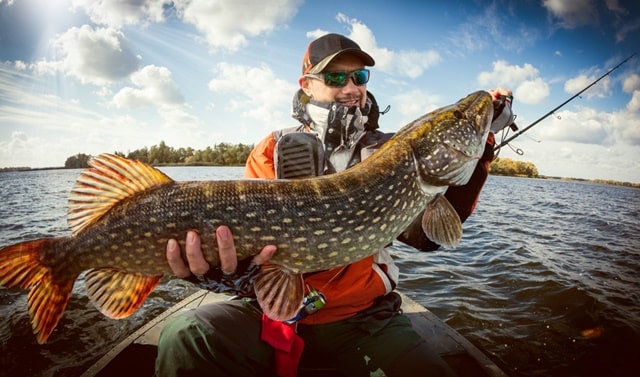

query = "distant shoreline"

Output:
[[490, 173, 640, 188], [2, 165, 638, 188]]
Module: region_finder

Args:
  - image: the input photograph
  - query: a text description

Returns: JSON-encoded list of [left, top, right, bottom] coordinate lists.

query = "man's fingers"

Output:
[[252, 245, 277, 266], [216, 226, 238, 274], [185, 230, 210, 275], [488, 87, 513, 100], [166, 239, 190, 278]]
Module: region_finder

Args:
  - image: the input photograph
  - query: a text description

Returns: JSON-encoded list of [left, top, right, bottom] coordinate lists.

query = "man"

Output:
[[157, 33, 512, 377]]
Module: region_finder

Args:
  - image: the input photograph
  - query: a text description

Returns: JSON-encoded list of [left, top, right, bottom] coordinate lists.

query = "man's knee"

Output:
[[156, 315, 215, 377]]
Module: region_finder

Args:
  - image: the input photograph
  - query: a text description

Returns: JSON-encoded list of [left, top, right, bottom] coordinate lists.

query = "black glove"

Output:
[[186, 257, 260, 296]]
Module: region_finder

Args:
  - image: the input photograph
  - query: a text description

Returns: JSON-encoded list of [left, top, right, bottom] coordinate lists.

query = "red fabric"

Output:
[[261, 314, 304, 377], [299, 258, 386, 325]]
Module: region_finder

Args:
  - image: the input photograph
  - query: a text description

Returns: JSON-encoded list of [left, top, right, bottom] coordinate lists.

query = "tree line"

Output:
[[64, 141, 254, 168], [489, 157, 539, 178]]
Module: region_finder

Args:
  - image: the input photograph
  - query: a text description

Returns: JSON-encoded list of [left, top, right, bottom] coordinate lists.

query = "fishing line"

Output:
[[494, 52, 638, 153]]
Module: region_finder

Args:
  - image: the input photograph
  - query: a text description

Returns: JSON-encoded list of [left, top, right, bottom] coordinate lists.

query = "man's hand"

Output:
[[488, 87, 515, 134], [166, 225, 276, 294], [488, 87, 512, 101]]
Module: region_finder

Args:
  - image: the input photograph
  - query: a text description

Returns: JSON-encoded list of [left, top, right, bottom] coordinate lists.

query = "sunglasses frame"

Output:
[[305, 69, 370, 87]]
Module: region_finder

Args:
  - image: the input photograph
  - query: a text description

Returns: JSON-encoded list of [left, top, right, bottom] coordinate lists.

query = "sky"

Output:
[[0, 0, 639, 183]]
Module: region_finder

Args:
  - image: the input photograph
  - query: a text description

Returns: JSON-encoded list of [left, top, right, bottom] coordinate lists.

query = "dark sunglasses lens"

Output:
[[353, 69, 369, 85], [324, 72, 349, 87]]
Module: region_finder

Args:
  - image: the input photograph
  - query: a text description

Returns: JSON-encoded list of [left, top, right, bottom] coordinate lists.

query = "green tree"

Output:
[[64, 153, 92, 168], [490, 157, 539, 178]]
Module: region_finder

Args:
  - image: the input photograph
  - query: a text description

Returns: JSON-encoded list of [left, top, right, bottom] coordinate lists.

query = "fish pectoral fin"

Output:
[[254, 263, 304, 322], [85, 268, 162, 319], [421, 194, 463, 248], [68, 153, 173, 235]]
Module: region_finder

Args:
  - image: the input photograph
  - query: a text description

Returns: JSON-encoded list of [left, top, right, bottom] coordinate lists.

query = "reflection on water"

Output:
[[0, 169, 639, 376]]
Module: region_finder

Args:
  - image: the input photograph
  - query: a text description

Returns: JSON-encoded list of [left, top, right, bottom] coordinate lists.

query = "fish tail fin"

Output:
[[254, 263, 304, 321], [0, 238, 75, 344]]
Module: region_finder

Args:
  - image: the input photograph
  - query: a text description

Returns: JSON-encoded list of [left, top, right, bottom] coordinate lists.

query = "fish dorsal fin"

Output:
[[421, 193, 463, 248], [254, 263, 305, 322], [85, 268, 162, 319], [68, 153, 173, 235]]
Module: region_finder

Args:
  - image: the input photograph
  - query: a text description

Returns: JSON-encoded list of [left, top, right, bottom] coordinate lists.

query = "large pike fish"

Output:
[[0, 91, 492, 343]]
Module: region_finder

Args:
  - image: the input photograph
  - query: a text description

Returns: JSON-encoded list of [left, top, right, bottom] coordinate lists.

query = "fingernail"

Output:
[[168, 239, 177, 250], [218, 227, 230, 241], [187, 231, 196, 243]]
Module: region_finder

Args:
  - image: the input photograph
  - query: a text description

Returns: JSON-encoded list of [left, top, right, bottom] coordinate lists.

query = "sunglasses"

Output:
[[305, 69, 370, 87]]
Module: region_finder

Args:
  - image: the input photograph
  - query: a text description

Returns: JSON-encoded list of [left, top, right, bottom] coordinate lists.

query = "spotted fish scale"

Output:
[[0, 91, 493, 342]]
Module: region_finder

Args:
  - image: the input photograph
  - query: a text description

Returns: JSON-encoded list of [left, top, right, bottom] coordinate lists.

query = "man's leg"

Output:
[[156, 299, 274, 377], [298, 294, 454, 377]]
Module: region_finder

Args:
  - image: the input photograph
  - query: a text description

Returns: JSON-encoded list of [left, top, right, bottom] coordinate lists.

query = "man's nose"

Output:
[[342, 77, 360, 92]]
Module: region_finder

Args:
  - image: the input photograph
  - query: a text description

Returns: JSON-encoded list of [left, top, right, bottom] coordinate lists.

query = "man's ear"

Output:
[[299, 76, 313, 97]]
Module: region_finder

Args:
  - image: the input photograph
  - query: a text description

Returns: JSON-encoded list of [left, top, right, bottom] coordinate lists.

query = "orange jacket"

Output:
[[244, 133, 391, 324]]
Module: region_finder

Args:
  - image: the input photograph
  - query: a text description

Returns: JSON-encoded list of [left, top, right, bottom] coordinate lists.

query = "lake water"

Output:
[[0, 167, 639, 377]]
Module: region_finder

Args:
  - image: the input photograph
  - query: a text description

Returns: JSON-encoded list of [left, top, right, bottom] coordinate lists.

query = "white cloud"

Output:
[[564, 74, 611, 98], [615, 18, 640, 43], [159, 106, 202, 130], [72, 0, 170, 28], [13, 60, 27, 70], [445, 2, 540, 54], [334, 13, 441, 79], [605, 0, 628, 16], [622, 73, 640, 93], [173, 0, 302, 51], [539, 107, 609, 144], [0, 131, 29, 161], [39, 25, 141, 86], [0, 131, 47, 168], [391, 89, 441, 118], [543, 0, 598, 28], [627, 90, 640, 112], [478, 60, 539, 86], [538, 105, 640, 146], [113, 65, 184, 108], [523, 140, 639, 182], [515, 78, 551, 105], [208, 62, 296, 125], [477, 60, 549, 104], [0, 63, 101, 127]]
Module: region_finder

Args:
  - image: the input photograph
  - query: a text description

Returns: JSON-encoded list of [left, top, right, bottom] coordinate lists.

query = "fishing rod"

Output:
[[494, 52, 637, 152]]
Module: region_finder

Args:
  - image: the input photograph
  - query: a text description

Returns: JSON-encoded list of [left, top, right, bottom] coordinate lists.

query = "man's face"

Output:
[[300, 54, 367, 108]]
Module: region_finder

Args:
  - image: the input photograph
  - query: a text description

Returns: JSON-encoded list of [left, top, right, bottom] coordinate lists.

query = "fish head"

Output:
[[410, 91, 493, 188]]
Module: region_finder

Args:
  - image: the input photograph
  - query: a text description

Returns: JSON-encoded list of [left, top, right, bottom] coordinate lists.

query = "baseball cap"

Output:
[[302, 33, 375, 75]]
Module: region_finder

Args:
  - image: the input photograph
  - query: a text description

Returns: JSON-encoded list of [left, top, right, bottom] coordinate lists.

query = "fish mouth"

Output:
[[413, 140, 480, 189], [438, 92, 493, 184], [414, 91, 493, 187], [436, 146, 480, 185]]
